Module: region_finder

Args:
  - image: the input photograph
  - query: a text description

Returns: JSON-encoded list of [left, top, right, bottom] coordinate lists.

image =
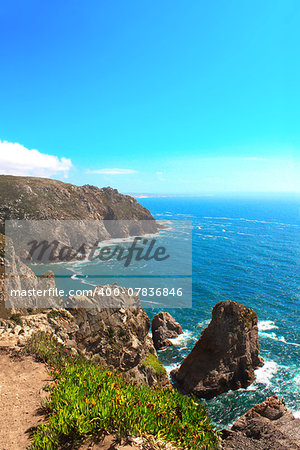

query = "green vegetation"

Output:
[[46, 309, 70, 321], [106, 325, 115, 339], [25, 332, 219, 449], [240, 306, 257, 327], [142, 353, 166, 378]]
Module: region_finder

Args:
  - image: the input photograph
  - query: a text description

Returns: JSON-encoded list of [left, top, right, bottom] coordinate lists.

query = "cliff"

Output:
[[0, 175, 158, 235]]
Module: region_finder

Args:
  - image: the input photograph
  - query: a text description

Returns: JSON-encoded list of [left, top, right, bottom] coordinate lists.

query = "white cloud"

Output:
[[87, 168, 137, 175], [0, 140, 72, 178]]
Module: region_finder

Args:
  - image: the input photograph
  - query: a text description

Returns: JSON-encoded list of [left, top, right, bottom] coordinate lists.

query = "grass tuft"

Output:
[[142, 353, 166, 378]]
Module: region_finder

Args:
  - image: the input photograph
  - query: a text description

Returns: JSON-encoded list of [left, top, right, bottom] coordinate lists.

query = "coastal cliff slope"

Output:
[[0, 175, 158, 234]]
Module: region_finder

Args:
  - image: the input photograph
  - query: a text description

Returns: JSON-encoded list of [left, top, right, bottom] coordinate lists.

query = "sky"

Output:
[[0, 0, 299, 194]]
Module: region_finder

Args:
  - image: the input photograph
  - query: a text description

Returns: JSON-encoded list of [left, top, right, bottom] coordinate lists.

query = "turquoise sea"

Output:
[[32, 195, 300, 428], [138, 196, 300, 427]]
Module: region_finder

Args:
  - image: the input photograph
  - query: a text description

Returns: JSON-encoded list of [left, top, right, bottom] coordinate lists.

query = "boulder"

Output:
[[171, 301, 263, 398], [152, 312, 183, 350], [222, 395, 300, 449]]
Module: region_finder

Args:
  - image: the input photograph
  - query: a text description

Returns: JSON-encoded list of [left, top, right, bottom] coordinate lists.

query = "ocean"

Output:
[[138, 196, 300, 427], [31, 195, 300, 428]]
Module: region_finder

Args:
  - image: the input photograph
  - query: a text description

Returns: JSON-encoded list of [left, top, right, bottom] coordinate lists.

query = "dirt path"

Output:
[[0, 348, 50, 450]]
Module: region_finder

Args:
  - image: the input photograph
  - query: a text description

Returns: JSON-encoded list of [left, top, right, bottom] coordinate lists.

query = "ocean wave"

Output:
[[201, 216, 300, 227], [80, 279, 97, 287], [255, 360, 278, 385], [246, 384, 258, 391], [164, 363, 178, 374], [196, 319, 210, 328], [259, 331, 300, 347], [292, 372, 300, 388], [258, 320, 278, 331], [169, 330, 197, 347]]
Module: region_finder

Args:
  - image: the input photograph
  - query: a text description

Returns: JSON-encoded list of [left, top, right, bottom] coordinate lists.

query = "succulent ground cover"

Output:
[[25, 332, 219, 449]]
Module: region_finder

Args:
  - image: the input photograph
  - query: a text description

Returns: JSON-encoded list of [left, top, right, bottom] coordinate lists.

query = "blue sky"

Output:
[[0, 0, 299, 194]]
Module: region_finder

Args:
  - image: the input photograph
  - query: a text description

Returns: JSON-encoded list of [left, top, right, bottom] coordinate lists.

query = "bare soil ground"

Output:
[[0, 346, 143, 450], [0, 347, 50, 450]]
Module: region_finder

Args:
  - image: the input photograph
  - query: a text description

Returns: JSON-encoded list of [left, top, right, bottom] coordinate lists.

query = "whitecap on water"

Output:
[[196, 319, 210, 328], [169, 330, 196, 347], [255, 360, 278, 385], [164, 363, 178, 374], [258, 320, 278, 331], [259, 330, 300, 347]]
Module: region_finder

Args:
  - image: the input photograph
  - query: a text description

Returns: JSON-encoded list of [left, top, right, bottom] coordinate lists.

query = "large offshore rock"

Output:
[[171, 301, 263, 398], [152, 311, 183, 350]]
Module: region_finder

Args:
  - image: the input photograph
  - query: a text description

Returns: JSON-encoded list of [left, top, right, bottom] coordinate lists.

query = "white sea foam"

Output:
[[292, 372, 300, 387], [196, 319, 210, 328], [201, 216, 299, 227], [258, 320, 278, 331], [164, 363, 178, 374], [255, 360, 278, 385], [259, 331, 300, 347], [246, 384, 258, 391], [169, 330, 196, 347], [293, 410, 300, 418], [80, 279, 97, 287]]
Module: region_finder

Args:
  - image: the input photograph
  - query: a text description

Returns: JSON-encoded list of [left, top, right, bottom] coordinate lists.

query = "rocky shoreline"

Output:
[[1, 289, 300, 448], [0, 175, 299, 448]]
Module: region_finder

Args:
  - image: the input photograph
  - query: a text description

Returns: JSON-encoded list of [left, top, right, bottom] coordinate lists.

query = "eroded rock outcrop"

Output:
[[152, 312, 183, 350], [0, 285, 168, 387], [222, 395, 300, 449], [68, 288, 169, 386], [0, 232, 62, 311], [171, 301, 263, 398]]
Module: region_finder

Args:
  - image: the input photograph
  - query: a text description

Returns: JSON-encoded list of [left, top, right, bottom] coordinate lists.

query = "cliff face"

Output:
[[171, 301, 264, 399], [68, 289, 169, 386], [0, 175, 158, 234], [0, 287, 169, 387]]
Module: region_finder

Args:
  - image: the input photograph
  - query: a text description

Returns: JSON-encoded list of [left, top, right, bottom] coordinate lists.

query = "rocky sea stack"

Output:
[[152, 311, 183, 350], [171, 300, 264, 398]]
